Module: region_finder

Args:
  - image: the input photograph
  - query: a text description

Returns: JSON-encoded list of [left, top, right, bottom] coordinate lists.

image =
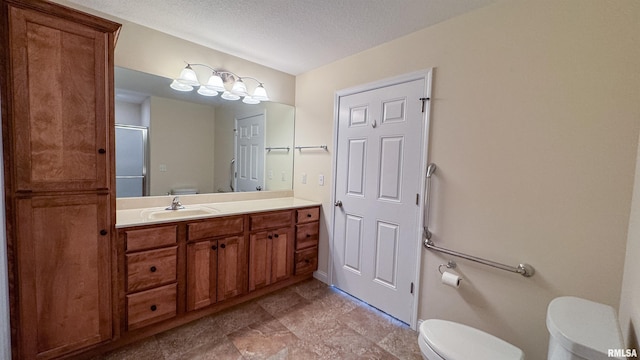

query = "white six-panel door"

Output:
[[236, 113, 265, 192], [333, 78, 426, 324]]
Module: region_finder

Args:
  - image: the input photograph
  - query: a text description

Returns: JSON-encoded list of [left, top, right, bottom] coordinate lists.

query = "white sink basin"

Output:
[[141, 206, 219, 220]]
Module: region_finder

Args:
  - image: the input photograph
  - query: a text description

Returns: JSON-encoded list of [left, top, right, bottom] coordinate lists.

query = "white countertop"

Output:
[[116, 197, 321, 228]]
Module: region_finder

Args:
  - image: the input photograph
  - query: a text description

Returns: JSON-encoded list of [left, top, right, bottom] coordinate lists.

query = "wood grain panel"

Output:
[[186, 241, 215, 311], [9, 5, 109, 192], [295, 247, 318, 275], [295, 222, 319, 250], [296, 207, 319, 224], [16, 194, 111, 357], [126, 247, 177, 292], [249, 211, 292, 231], [126, 284, 177, 331], [125, 225, 177, 252], [187, 216, 243, 241], [217, 236, 247, 301]]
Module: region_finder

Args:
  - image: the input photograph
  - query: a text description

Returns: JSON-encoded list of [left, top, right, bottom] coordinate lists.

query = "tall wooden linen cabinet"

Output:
[[0, 0, 121, 358]]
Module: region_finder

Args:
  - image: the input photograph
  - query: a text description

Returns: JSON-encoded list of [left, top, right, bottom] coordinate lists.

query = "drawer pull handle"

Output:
[[98, 148, 106, 154], [220, 243, 226, 249], [150, 305, 157, 311], [150, 266, 157, 273], [211, 245, 217, 250], [307, 213, 312, 217], [305, 259, 310, 264], [306, 234, 311, 238], [100, 229, 108, 236]]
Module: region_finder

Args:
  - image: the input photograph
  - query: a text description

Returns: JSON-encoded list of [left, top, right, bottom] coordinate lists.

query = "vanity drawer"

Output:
[[250, 211, 292, 231], [294, 247, 318, 275], [296, 207, 319, 224], [125, 225, 177, 252], [296, 223, 319, 250], [126, 247, 177, 292], [188, 216, 244, 241], [126, 283, 177, 331]]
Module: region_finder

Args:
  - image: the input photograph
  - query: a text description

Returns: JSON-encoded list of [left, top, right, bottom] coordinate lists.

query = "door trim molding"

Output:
[[329, 69, 433, 329]]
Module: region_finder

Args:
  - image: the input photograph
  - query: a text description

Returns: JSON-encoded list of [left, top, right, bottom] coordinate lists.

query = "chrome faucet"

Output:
[[166, 196, 185, 210]]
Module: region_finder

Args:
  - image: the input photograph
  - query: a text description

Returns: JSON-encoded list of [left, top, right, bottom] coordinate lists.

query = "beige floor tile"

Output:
[[93, 280, 422, 359]]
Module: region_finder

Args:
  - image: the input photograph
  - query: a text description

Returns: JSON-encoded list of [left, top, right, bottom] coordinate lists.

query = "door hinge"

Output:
[[416, 193, 419, 205], [410, 282, 414, 294], [419, 97, 430, 113]]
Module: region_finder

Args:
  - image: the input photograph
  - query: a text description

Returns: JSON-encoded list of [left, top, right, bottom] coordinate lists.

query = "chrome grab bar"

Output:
[[423, 163, 437, 240], [422, 162, 535, 277], [424, 240, 535, 277]]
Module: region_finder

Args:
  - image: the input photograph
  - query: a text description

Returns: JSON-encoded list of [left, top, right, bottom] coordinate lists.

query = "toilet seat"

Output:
[[419, 320, 524, 360]]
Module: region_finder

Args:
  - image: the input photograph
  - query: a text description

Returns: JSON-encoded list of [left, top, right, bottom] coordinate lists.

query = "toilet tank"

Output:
[[546, 296, 625, 360]]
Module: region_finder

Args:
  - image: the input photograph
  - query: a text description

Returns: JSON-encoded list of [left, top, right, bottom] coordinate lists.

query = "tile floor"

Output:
[[94, 279, 422, 359]]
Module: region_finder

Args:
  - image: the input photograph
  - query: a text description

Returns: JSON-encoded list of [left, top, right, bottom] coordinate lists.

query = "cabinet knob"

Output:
[[306, 234, 311, 238], [150, 305, 157, 311], [220, 243, 226, 249], [99, 229, 108, 236], [150, 266, 157, 273], [98, 148, 106, 154], [307, 213, 312, 217], [274, 233, 279, 238], [211, 245, 217, 250], [304, 259, 310, 264], [268, 235, 273, 239]]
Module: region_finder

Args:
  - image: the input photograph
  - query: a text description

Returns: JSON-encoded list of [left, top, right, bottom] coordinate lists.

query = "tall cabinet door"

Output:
[[8, 4, 112, 192], [15, 194, 112, 359]]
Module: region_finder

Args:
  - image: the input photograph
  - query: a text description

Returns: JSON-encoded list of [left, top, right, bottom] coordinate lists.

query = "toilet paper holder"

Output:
[[438, 260, 457, 275]]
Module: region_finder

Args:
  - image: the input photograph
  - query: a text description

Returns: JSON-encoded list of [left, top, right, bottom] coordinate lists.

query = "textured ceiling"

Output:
[[64, 0, 497, 75]]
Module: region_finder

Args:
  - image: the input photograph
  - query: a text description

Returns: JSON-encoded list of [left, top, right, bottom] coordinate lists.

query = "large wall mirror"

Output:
[[114, 67, 295, 197]]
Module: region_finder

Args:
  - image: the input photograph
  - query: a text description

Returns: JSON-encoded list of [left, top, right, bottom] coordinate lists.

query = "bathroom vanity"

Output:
[[116, 200, 320, 341]]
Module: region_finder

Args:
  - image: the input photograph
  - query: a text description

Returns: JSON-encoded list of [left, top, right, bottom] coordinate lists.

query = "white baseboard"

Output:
[[313, 270, 328, 284]]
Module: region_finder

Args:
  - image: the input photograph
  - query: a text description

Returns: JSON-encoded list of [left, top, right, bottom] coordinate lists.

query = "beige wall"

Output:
[[149, 97, 216, 195], [50, 0, 296, 105], [294, 1, 640, 358], [620, 129, 640, 350]]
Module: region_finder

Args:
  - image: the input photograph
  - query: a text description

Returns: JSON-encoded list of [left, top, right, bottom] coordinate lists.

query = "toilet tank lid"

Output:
[[420, 320, 524, 360], [546, 296, 624, 359]]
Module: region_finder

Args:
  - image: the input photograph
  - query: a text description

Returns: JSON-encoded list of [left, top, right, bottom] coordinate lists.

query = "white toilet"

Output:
[[546, 296, 625, 360], [418, 319, 525, 360]]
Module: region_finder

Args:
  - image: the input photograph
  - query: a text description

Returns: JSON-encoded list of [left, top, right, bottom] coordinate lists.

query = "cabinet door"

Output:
[[186, 241, 217, 311], [15, 194, 112, 359], [249, 228, 293, 291], [270, 228, 293, 284], [217, 236, 247, 301], [249, 231, 271, 291], [8, 5, 114, 192]]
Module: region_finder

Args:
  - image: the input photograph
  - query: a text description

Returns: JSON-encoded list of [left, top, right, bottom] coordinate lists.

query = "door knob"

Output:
[[334, 200, 343, 207]]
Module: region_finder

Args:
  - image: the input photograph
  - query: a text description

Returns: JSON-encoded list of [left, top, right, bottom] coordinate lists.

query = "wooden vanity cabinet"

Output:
[[248, 211, 294, 291], [294, 207, 320, 275], [186, 216, 246, 311], [1, 0, 121, 358], [123, 225, 178, 331]]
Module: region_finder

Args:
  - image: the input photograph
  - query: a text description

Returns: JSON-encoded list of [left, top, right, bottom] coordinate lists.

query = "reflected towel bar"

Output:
[[295, 145, 328, 151], [266, 146, 290, 152], [424, 240, 535, 277]]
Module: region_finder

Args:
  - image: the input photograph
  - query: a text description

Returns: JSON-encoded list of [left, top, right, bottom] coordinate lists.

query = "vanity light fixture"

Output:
[[170, 63, 270, 104]]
